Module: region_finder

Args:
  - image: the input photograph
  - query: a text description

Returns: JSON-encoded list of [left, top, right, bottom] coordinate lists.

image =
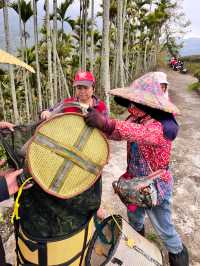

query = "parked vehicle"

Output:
[[169, 57, 188, 74]]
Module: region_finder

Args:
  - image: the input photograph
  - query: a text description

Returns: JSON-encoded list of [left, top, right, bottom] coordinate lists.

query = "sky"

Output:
[[182, 0, 200, 38]]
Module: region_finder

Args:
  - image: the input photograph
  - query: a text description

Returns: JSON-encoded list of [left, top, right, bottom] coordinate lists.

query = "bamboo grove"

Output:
[[0, 0, 188, 123]]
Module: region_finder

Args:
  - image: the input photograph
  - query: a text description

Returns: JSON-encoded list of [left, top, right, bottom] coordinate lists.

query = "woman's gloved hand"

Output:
[[85, 108, 116, 135]]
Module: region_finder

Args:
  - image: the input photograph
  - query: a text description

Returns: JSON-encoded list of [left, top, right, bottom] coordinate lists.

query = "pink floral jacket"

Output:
[[109, 108, 173, 182]]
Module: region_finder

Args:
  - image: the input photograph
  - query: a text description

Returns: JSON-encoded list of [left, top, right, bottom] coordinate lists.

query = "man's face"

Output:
[[75, 85, 94, 102]]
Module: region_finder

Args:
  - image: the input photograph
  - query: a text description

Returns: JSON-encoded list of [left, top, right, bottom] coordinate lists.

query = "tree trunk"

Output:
[[112, 49, 117, 89], [131, 51, 136, 77], [22, 22, 30, 122], [33, 0, 42, 111], [0, 83, 6, 121], [27, 77, 33, 121], [117, 0, 124, 87], [122, 0, 127, 36], [90, 0, 94, 72], [79, 0, 83, 68], [58, 68, 62, 101], [82, 0, 88, 71], [125, 17, 130, 82], [135, 51, 143, 77], [101, 0, 110, 113], [53, 0, 58, 103], [56, 50, 70, 98], [18, 0, 29, 121], [154, 28, 160, 68], [113, 18, 119, 88], [143, 38, 148, 72], [3, 0, 19, 123], [18, 0, 23, 59], [46, 0, 54, 106]]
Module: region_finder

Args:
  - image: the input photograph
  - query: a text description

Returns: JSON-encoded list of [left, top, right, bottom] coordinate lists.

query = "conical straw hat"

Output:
[[0, 49, 35, 73], [27, 113, 109, 199], [110, 72, 180, 114]]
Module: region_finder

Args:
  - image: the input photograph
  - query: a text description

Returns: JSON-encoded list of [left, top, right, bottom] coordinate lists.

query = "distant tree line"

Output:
[[0, 0, 189, 123]]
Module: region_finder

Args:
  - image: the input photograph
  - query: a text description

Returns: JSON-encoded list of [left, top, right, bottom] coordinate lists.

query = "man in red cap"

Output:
[[41, 70, 108, 118]]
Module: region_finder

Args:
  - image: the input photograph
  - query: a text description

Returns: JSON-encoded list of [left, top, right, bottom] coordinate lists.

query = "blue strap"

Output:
[[94, 215, 115, 245]]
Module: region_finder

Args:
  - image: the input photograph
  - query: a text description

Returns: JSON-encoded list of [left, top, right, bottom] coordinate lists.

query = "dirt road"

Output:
[[2, 69, 200, 265]]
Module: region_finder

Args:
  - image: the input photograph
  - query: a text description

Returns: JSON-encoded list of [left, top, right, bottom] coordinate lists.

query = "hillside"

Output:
[[180, 37, 200, 56]]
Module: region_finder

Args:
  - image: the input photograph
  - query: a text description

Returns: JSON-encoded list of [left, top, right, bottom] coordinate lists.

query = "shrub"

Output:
[[194, 69, 200, 82], [188, 82, 200, 91], [110, 97, 127, 116]]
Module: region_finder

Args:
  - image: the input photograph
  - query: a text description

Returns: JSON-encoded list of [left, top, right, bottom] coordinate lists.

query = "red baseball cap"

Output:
[[73, 71, 95, 87]]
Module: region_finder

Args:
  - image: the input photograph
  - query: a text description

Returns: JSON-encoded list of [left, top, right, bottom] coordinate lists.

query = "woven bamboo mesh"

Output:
[[27, 114, 109, 198], [0, 49, 35, 73]]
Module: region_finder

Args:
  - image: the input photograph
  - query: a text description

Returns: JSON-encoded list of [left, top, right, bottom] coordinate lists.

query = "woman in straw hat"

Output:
[[85, 72, 189, 266]]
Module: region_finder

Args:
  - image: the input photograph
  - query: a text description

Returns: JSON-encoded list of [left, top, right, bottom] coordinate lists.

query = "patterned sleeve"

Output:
[[110, 120, 170, 146]]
